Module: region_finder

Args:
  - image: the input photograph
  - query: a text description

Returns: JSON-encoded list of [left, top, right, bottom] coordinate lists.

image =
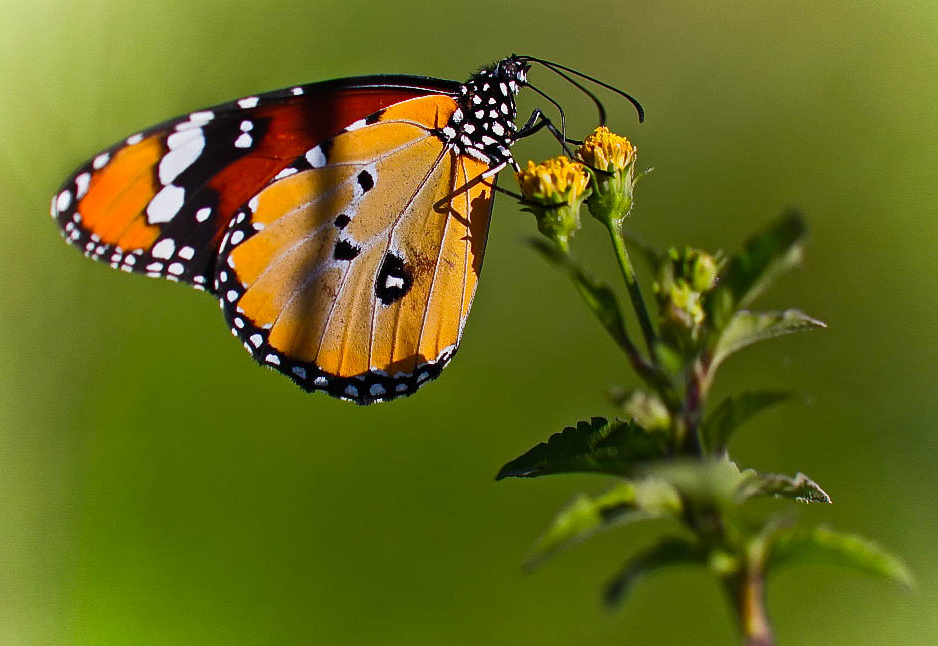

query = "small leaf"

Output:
[[524, 479, 682, 570], [529, 238, 631, 353], [496, 417, 669, 480], [705, 210, 807, 331], [604, 538, 703, 607], [610, 389, 671, 432], [702, 391, 794, 452], [711, 309, 826, 372], [767, 526, 914, 588], [640, 459, 746, 506], [738, 470, 832, 504]]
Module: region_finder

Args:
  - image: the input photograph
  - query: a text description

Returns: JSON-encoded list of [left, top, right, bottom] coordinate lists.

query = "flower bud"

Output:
[[655, 247, 719, 351]]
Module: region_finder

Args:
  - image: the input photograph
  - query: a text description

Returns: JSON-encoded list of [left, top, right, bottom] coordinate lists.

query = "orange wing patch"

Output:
[[215, 95, 496, 403]]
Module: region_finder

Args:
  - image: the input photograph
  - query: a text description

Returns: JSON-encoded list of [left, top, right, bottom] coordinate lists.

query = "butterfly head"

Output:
[[444, 56, 530, 169]]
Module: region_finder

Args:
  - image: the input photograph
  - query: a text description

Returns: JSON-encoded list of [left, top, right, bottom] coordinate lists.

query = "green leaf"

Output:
[[766, 526, 914, 588], [528, 238, 631, 353], [711, 309, 826, 372], [702, 391, 794, 452], [524, 479, 682, 570], [604, 538, 703, 607], [738, 470, 832, 504], [496, 417, 669, 480], [640, 459, 747, 506], [609, 389, 671, 432], [705, 210, 807, 331]]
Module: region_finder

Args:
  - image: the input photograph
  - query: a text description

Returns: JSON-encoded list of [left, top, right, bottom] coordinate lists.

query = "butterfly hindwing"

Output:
[[51, 78, 460, 289], [214, 95, 495, 403]]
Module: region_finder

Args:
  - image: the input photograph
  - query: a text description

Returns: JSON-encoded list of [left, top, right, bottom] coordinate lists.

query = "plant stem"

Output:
[[730, 567, 774, 646], [605, 221, 658, 359]]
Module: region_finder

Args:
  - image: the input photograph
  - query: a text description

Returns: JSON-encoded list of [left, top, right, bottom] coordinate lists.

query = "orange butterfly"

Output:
[[51, 55, 642, 403]]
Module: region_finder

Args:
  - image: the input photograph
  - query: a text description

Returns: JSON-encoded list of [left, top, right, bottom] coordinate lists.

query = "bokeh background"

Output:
[[2, 1, 936, 644]]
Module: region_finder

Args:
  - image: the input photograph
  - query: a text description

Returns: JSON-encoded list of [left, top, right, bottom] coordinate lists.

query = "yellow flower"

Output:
[[515, 157, 590, 206], [515, 156, 591, 252], [575, 127, 636, 173]]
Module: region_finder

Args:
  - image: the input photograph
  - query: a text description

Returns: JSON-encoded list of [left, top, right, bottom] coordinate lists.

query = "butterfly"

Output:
[[51, 55, 643, 404]]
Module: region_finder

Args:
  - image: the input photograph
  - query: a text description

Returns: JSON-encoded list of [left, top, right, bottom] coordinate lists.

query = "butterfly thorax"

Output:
[[441, 57, 528, 170]]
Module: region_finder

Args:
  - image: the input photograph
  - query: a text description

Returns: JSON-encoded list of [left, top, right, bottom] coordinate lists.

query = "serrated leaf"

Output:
[[496, 417, 669, 480], [524, 479, 682, 570], [529, 238, 631, 353], [767, 526, 914, 588], [705, 210, 807, 330], [702, 391, 794, 452], [711, 309, 826, 372], [738, 470, 832, 504], [604, 538, 703, 607]]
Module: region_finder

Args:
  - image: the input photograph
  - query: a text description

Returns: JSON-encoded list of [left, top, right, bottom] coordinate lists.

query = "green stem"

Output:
[[726, 567, 774, 646], [606, 221, 658, 359]]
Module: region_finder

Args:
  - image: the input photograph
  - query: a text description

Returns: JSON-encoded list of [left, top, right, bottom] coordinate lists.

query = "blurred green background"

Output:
[[2, 0, 936, 643]]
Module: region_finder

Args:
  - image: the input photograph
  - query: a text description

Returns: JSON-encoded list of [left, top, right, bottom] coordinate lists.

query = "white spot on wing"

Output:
[[178, 246, 195, 260], [75, 173, 91, 198], [126, 133, 144, 145], [188, 111, 214, 125], [234, 132, 252, 148], [238, 97, 259, 109], [305, 145, 327, 168], [345, 118, 368, 131], [146, 185, 185, 223], [274, 167, 297, 179], [93, 153, 110, 169], [195, 207, 212, 222], [151, 238, 176, 259], [56, 190, 72, 213], [160, 129, 205, 185], [167, 262, 184, 275]]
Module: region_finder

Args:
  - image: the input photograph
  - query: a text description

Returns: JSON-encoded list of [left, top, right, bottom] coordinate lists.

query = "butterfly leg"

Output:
[[515, 109, 583, 155]]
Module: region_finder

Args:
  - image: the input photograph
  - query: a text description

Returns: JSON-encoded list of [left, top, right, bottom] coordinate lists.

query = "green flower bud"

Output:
[[655, 246, 718, 351]]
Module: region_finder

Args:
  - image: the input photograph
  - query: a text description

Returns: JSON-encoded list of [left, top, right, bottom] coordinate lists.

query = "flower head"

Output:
[[515, 157, 590, 206], [575, 126, 636, 174], [574, 127, 640, 227], [515, 156, 591, 252]]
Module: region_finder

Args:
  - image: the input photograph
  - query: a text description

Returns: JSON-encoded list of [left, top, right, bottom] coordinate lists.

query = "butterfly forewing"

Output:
[[52, 57, 532, 403], [215, 95, 495, 403], [51, 80, 459, 288]]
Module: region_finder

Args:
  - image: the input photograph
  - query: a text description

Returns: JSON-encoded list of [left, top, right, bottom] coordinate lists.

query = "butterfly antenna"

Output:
[[519, 55, 645, 123], [525, 61, 608, 126], [524, 82, 569, 145]]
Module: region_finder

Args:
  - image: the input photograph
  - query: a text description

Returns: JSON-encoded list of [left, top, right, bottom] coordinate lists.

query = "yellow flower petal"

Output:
[[575, 127, 636, 173]]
